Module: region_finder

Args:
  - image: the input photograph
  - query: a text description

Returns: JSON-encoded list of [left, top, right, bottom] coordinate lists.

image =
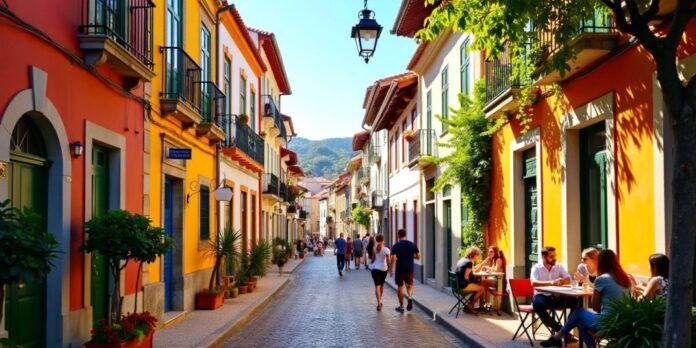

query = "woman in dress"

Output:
[[370, 234, 391, 311], [631, 253, 669, 300]]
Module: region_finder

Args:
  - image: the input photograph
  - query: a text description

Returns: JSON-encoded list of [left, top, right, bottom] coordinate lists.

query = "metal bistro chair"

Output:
[[509, 278, 543, 346], [448, 271, 476, 318]]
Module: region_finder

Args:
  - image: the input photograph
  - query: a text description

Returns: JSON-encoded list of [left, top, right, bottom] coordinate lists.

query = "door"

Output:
[[523, 149, 539, 277], [580, 122, 608, 249], [91, 145, 110, 324], [426, 203, 436, 279], [443, 200, 452, 274], [241, 191, 248, 246], [163, 177, 174, 312], [165, 0, 182, 95], [6, 117, 49, 348]]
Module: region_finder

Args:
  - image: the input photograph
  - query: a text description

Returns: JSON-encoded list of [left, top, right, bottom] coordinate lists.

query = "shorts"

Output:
[[354, 251, 363, 258], [371, 269, 388, 286], [395, 272, 414, 286]]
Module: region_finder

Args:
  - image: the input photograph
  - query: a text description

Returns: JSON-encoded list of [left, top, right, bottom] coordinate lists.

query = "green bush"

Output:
[[596, 295, 665, 347], [351, 206, 370, 230], [249, 241, 271, 278]]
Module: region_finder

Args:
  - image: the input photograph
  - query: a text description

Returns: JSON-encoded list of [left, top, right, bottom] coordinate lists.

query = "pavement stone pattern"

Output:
[[223, 252, 467, 347]]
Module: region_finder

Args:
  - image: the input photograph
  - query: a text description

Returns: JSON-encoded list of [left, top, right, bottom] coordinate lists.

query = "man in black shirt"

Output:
[[390, 229, 420, 313]]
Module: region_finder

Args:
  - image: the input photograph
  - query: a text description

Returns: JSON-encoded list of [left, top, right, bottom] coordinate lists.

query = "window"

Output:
[[224, 57, 232, 114], [402, 120, 407, 165], [250, 90, 256, 131], [402, 202, 407, 230], [441, 66, 449, 132], [251, 194, 257, 245], [460, 40, 470, 96], [240, 75, 247, 116], [426, 90, 432, 131], [199, 186, 210, 240], [411, 108, 417, 130], [200, 25, 212, 118]]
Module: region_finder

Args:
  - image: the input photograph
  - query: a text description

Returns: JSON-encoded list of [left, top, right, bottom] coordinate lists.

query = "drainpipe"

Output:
[[215, 3, 230, 235]]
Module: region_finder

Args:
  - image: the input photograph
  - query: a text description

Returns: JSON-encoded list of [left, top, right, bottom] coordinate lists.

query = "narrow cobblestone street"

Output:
[[224, 252, 467, 347]]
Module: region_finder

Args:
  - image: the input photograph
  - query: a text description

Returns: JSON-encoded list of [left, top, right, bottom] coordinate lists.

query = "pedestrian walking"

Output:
[[334, 233, 347, 276], [391, 228, 421, 313], [362, 233, 370, 269], [370, 234, 391, 311], [353, 234, 364, 270], [345, 237, 353, 271], [367, 235, 375, 271]]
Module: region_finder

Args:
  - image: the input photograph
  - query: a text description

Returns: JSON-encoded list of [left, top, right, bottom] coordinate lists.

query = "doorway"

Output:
[[523, 149, 539, 277], [6, 116, 49, 348], [91, 145, 110, 324], [163, 176, 183, 312], [443, 197, 452, 275], [580, 122, 608, 249]]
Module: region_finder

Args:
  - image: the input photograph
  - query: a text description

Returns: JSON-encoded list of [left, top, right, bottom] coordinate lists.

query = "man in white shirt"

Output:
[[531, 246, 577, 335], [362, 233, 371, 270]]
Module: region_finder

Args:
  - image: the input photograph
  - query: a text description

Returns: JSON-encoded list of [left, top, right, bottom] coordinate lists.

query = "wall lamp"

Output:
[[186, 176, 234, 205], [70, 141, 84, 158]]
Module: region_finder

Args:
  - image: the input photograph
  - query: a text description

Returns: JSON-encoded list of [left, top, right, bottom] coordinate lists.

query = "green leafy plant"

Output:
[[424, 82, 492, 248], [236, 237, 250, 286], [0, 199, 59, 332], [249, 240, 271, 278], [351, 206, 370, 230], [596, 296, 665, 347], [272, 237, 293, 260], [81, 210, 172, 325], [90, 311, 157, 344], [204, 226, 240, 292]]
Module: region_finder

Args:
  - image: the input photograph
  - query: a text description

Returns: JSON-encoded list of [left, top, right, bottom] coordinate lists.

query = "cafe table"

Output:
[[535, 285, 594, 347], [473, 271, 506, 314]]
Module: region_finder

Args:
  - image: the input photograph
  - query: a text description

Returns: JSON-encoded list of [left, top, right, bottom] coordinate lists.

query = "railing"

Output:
[[369, 143, 382, 163], [409, 129, 437, 163], [198, 81, 225, 123], [262, 173, 279, 195], [161, 46, 202, 112], [221, 115, 264, 165], [360, 168, 370, 182], [326, 216, 334, 224], [287, 203, 297, 214], [279, 182, 289, 201], [484, 47, 522, 105], [372, 191, 386, 209], [262, 95, 287, 142], [299, 210, 308, 219], [536, 8, 613, 57], [340, 210, 350, 221], [80, 0, 155, 68]]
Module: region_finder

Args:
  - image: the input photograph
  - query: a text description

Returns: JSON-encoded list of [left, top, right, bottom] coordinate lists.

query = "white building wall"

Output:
[[319, 199, 327, 237], [218, 159, 260, 238]]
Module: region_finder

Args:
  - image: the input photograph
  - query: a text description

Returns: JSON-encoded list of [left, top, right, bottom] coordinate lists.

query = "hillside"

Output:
[[289, 137, 358, 179]]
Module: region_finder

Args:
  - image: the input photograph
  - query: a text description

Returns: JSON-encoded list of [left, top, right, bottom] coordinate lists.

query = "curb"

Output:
[[384, 281, 485, 348], [206, 258, 306, 347]]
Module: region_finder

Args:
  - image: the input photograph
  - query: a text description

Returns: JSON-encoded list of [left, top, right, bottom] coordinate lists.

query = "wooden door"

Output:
[[91, 145, 110, 324]]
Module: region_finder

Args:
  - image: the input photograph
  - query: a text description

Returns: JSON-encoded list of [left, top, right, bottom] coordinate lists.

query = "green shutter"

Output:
[[441, 66, 449, 132], [200, 186, 210, 240]]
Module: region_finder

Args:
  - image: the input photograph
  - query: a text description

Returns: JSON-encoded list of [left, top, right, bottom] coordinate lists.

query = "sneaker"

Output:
[[540, 337, 563, 347], [377, 303, 382, 311], [395, 306, 405, 313], [407, 297, 414, 311], [339, 271, 343, 277]]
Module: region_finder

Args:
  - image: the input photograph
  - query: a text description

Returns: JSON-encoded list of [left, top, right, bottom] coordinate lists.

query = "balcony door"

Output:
[[200, 25, 212, 119], [97, 0, 125, 40], [165, 0, 182, 95], [580, 122, 608, 249]]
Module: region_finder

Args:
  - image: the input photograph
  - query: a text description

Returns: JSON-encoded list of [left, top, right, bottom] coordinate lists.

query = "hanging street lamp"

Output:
[[350, 0, 383, 63]]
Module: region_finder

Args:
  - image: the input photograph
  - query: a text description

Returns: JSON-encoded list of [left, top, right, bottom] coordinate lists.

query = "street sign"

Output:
[[167, 148, 191, 160]]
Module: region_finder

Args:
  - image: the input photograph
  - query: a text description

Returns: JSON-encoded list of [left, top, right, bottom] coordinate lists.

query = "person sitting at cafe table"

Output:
[[474, 245, 506, 294], [574, 247, 599, 286], [541, 249, 631, 347], [455, 246, 486, 314], [630, 253, 670, 300], [531, 246, 577, 338]]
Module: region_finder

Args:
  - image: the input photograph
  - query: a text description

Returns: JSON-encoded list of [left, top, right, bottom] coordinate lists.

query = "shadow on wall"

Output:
[[487, 130, 509, 252]]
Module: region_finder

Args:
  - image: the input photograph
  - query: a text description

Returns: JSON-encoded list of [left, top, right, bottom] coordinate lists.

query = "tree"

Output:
[[418, 0, 696, 345], [351, 206, 371, 230], [0, 199, 59, 332], [81, 210, 172, 325]]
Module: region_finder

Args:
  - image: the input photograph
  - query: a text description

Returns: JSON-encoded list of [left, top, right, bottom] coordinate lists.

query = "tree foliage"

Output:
[[417, 0, 696, 345], [351, 206, 371, 230], [0, 199, 59, 328]]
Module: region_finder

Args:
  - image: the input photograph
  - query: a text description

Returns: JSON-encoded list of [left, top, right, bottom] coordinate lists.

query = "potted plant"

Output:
[[236, 268, 249, 295], [273, 247, 287, 276], [81, 210, 172, 347], [403, 129, 415, 142], [238, 114, 249, 125], [248, 241, 271, 289], [229, 286, 239, 298], [86, 312, 157, 348], [0, 200, 59, 348], [196, 226, 240, 310]]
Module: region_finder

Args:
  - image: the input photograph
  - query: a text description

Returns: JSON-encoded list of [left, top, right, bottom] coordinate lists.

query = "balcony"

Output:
[[340, 210, 351, 222], [325, 216, 334, 225], [372, 191, 386, 209], [369, 144, 382, 164], [299, 210, 308, 220], [287, 203, 297, 214], [261, 95, 287, 143], [534, 10, 617, 85], [195, 82, 226, 142], [262, 173, 280, 199], [160, 46, 202, 128], [78, 0, 155, 89], [221, 115, 264, 166], [483, 47, 524, 119], [408, 129, 437, 168], [360, 167, 370, 185], [279, 182, 289, 202]]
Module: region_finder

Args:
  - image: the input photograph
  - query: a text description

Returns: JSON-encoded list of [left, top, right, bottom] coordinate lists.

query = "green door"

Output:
[[444, 199, 452, 274], [91, 145, 110, 324], [6, 117, 49, 348], [580, 122, 608, 249], [523, 149, 539, 277]]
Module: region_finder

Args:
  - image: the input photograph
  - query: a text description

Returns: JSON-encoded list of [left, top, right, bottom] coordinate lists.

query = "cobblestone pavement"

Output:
[[223, 251, 467, 348]]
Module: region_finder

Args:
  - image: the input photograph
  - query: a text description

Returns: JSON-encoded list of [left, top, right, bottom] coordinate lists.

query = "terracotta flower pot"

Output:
[[85, 330, 154, 348], [195, 291, 224, 310], [238, 285, 248, 294]]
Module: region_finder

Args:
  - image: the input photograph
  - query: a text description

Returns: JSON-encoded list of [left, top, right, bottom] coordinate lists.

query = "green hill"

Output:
[[289, 137, 358, 179]]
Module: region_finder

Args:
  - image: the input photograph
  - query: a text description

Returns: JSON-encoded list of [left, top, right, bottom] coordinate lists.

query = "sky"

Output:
[[234, 0, 417, 140]]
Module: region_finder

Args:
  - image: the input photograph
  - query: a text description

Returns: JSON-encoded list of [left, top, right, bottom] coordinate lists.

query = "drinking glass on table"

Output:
[[571, 279, 579, 289]]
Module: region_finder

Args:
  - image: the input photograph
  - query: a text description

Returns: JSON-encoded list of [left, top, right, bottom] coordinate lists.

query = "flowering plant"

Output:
[[403, 130, 416, 141], [90, 312, 157, 343]]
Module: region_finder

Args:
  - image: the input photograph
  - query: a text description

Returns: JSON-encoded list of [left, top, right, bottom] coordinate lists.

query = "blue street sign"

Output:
[[167, 148, 191, 160]]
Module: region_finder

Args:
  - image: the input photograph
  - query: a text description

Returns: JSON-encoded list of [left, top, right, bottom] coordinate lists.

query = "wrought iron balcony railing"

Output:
[[221, 115, 264, 165], [262, 173, 279, 196], [80, 0, 154, 68], [371, 191, 386, 209], [262, 95, 287, 142], [198, 81, 225, 123], [408, 129, 437, 165], [161, 46, 202, 112], [484, 47, 523, 106]]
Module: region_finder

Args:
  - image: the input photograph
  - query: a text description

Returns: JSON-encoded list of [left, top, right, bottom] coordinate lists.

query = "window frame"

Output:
[[199, 185, 211, 241]]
